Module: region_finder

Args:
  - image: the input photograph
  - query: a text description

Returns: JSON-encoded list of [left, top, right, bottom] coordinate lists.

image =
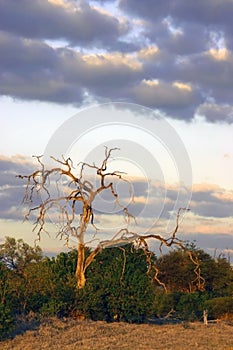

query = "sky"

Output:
[[0, 0, 233, 259]]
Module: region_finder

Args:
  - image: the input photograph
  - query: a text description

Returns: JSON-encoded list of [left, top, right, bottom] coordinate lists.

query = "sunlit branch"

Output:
[[18, 148, 204, 291]]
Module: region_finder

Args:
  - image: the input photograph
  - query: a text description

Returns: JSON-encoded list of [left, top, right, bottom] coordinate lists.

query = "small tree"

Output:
[[18, 148, 203, 289], [0, 236, 42, 273], [155, 247, 210, 293], [77, 245, 156, 322]]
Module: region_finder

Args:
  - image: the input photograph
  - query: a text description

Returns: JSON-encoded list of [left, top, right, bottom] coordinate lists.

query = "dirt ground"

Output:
[[1, 318, 233, 350]]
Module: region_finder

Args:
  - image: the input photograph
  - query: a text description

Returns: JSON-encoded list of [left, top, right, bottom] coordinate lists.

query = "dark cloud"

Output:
[[0, 32, 142, 104], [197, 103, 233, 123], [190, 187, 233, 218], [0, 156, 35, 174], [171, 0, 233, 28], [0, 0, 129, 47], [140, 48, 233, 114], [192, 202, 233, 218], [119, 0, 169, 20], [118, 0, 233, 122], [0, 186, 25, 220], [146, 20, 209, 55], [180, 233, 233, 256], [164, 184, 233, 219], [174, 53, 233, 103], [120, 0, 233, 28], [0, 32, 83, 104], [0, 156, 35, 220], [132, 80, 203, 119], [0, 0, 233, 122], [1, 30, 204, 117]]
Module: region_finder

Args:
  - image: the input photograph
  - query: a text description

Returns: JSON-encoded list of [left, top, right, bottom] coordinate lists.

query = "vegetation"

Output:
[[0, 236, 233, 340]]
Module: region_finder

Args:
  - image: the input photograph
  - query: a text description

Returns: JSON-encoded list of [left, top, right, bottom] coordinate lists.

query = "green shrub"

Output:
[[176, 293, 204, 321], [40, 299, 68, 317], [76, 245, 156, 323], [204, 297, 233, 319], [153, 292, 180, 318], [0, 303, 15, 339]]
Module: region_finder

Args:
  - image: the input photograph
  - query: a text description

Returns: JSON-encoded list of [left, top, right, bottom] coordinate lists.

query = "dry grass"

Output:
[[1, 318, 233, 350]]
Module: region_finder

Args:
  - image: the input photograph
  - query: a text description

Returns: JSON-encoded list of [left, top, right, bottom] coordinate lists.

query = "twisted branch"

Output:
[[17, 149, 205, 291]]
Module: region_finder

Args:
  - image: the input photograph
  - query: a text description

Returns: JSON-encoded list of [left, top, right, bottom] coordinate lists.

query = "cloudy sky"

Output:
[[0, 0, 233, 258]]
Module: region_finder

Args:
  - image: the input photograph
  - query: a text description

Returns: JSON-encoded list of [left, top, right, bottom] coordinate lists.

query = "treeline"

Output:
[[1, 237, 233, 339]]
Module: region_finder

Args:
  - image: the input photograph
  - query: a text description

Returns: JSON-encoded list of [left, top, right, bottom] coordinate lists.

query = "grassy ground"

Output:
[[1, 318, 233, 350]]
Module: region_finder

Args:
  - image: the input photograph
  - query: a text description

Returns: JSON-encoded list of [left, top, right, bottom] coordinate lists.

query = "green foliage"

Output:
[[39, 299, 68, 317], [204, 297, 233, 319], [0, 303, 15, 340], [156, 250, 196, 292], [153, 291, 180, 318], [77, 245, 156, 323], [1, 236, 233, 340], [0, 263, 16, 339], [176, 293, 204, 321], [153, 246, 233, 321], [155, 246, 233, 295], [211, 256, 233, 295], [0, 236, 42, 272]]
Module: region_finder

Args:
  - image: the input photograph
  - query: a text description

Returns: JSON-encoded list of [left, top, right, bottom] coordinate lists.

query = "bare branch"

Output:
[[18, 148, 136, 288], [119, 247, 126, 284], [17, 148, 204, 290]]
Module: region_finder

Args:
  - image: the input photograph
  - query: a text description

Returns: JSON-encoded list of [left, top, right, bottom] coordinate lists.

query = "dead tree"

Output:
[[18, 147, 204, 290]]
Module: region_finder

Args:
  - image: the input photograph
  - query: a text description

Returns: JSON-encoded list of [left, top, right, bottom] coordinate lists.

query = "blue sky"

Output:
[[0, 0, 233, 258]]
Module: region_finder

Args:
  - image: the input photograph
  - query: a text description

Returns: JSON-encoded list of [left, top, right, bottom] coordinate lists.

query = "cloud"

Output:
[[160, 183, 233, 219], [197, 103, 233, 123], [119, 0, 169, 20], [120, 0, 233, 28], [190, 184, 233, 218], [0, 154, 34, 175], [0, 0, 129, 47], [1, 30, 204, 117], [180, 232, 233, 257], [0, 0, 233, 123], [172, 0, 233, 29], [118, 0, 233, 122], [132, 79, 203, 119], [180, 52, 233, 103], [0, 32, 142, 104], [141, 47, 233, 104], [0, 155, 36, 219], [145, 19, 209, 56]]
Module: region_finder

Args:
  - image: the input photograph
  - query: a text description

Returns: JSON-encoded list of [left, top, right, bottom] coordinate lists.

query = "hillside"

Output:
[[1, 318, 233, 350]]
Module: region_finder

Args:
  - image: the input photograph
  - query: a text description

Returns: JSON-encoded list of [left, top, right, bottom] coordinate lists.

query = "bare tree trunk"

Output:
[[76, 243, 86, 288], [203, 309, 208, 326], [76, 206, 90, 288]]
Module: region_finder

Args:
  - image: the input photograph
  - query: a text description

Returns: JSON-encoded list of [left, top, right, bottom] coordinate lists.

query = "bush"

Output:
[[153, 292, 180, 318], [176, 293, 204, 321], [76, 245, 156, 323], [40, 299, 69, 317], [204, 297, 233, 319], [0, 303, 15, 339]]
